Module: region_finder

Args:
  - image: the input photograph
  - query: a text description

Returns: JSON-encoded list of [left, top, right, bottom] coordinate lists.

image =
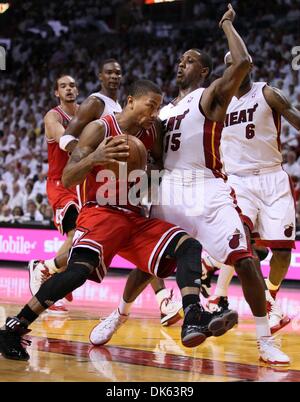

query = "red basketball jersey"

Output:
[[47, 106, 72, 180], [80, 114, 157, 211]]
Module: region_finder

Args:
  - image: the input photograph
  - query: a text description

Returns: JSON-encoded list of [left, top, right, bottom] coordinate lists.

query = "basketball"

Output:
[[105, 134, 148, 178]]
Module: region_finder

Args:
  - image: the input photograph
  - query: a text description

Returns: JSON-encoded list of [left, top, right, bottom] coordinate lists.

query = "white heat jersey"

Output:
[[89, 92, 122, 116], [221, 82, 282, 175], [159, 88, 225, 179]]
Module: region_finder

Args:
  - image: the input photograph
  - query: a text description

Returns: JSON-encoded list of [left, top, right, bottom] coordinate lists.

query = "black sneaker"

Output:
[[0, 317, 31, 361], [207, 296, 239, 332], [181, 303, 208, 348]]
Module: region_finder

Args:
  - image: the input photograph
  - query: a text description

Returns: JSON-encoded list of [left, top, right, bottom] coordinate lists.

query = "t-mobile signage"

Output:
[[0, 227, 300, 280], [0, 228, 135, 269]]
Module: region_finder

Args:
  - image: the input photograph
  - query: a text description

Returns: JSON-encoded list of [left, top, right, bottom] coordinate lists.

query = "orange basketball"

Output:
[[105, 134, 148, 178]]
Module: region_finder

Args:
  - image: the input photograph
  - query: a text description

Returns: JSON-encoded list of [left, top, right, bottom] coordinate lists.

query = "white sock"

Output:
[[155, 288, 170, 306], [118, 298, 132, 316], [44, 258, 59, 274], [214, 265, 235, 297], [254, 316, 271, 338], [265, 278, 280, 291]]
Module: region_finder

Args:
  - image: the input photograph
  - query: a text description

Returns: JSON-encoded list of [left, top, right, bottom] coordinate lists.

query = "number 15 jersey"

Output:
[[221, 82, 282, 175], [159, 88, 225, 179]]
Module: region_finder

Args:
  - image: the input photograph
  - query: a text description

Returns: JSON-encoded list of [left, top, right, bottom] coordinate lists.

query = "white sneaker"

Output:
[[28, 260, 51, 295], [160, 289, 183, 326], [266, 292, 291, 334], [89, 309, 128, 345], [258, 336, 290, 366]]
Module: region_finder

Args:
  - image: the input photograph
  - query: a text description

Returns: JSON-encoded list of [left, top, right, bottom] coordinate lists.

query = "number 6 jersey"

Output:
[[221, 82, 282, 175]]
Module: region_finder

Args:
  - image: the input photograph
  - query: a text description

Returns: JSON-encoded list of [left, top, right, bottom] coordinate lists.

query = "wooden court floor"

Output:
[[0, 267, 300, 382]]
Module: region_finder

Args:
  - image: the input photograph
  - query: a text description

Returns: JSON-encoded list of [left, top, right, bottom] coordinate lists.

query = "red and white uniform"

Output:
[[151, 88, 251, 265], [71, 114, 185, 283], [76, 92, 123, 208], [221, 82, 295, 248], [46, 106, 79, 233]]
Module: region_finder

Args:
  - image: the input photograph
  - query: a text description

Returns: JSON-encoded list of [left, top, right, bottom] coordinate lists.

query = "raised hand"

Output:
[[219, 3, 236, 28]]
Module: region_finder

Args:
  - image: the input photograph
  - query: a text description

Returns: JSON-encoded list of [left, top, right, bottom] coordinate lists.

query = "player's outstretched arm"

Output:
[[201, 4, 251, 122], [263, 85, 300, 130], [59, 97, 105, 153]]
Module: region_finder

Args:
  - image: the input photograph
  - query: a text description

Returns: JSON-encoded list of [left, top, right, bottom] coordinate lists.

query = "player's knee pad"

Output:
[[35, 249, 98, 308], [174, 237, 203, 290], [68, 247, 99, 273], [163, 232, 191, 258], [35, 263, 91, 308]]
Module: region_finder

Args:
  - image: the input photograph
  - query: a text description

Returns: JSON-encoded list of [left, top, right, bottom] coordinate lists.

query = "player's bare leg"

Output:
[[208, 243, 291, 335], [233, 257, 289, 365], [264, 248, 291, 333], [268, 249, 291, 295]]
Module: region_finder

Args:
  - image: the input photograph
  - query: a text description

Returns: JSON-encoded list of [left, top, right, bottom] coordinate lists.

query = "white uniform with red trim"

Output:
[[151, 88, 251, 265], [221, 82, 295, 248]]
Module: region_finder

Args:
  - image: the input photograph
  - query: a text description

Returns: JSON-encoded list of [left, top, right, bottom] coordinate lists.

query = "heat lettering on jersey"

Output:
[[162, 109, 190, 132], [162, 109, 189, 153], [225, 103, 258, 127]]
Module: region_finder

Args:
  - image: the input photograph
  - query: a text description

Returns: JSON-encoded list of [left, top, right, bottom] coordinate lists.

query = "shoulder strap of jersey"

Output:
[[51, 105, 72, 122]]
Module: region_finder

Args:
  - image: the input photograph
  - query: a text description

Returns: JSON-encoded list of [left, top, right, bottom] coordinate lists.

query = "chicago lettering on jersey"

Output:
[[225, 103, 258, 127]]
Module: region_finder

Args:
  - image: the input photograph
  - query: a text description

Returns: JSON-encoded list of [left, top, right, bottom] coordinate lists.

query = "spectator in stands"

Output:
[[22, 181, 34, 211], [23, 199, 43, 222], [11, 206, 24, 223], [32, 173, 46, 196], [283, 150, 300, 179], [10, 183, 24, 210], [0, 193, 10, 209], [0, 205, 12, 223], [281, 124, 299, 149]]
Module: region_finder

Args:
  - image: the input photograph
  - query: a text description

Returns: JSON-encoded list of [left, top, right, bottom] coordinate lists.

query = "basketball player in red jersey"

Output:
[[28, 62, 122, 298], [28, 74, 80, 314], [0, 80, 237, 361], [31, 60, 183, 325]]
